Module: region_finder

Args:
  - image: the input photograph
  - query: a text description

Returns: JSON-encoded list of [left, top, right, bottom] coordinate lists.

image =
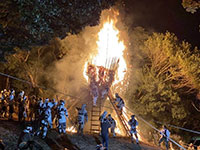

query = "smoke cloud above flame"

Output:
[[53, 9, 128, 100]]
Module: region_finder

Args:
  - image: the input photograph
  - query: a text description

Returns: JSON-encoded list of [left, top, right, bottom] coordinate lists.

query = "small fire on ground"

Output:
[[66, 126, 76, 133]]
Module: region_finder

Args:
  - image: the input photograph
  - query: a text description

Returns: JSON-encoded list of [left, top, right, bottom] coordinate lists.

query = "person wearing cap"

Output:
[[57, 99, 68, 134], [107, 114, 116, 137], [100, 117, 111, 150], [128, 115, 139, 144], [77, 104, 88, 134], [159, 125, 170, 150]]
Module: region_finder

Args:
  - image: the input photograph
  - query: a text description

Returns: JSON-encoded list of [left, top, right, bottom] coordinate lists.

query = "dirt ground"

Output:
[[0, 119, 160, 150]]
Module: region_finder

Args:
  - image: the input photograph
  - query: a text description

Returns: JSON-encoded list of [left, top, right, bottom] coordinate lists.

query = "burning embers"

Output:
[[86, 60, 119, 105], [84, 19, 127, 106]]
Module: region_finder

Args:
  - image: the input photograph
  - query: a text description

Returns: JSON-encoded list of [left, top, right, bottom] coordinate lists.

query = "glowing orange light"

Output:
[[83, 19, 127, 85], [66, 126, 76, 133]]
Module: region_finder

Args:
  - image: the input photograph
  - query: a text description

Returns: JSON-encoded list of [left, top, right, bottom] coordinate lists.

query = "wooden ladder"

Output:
[[90, 98, 102, 134], [108, 91, 131, 137]]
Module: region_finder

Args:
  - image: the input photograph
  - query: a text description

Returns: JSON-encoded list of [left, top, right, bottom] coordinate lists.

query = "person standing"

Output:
[[57, 100, 68, 134], [107, 114, 116, 137], [8, 89, 15, 120], [77, 104, 88, 134], [100, 118, 111, 150], [159, 125, 170, 150], [114, 93, 124, 115], [128, 115, 139, 144]]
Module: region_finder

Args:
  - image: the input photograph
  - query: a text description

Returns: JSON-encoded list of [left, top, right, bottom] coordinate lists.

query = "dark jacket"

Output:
[[101, 119, 111, 136]]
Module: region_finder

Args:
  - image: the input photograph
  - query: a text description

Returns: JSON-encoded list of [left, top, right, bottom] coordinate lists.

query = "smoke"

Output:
[[52, 9, 133, 101], [52, 28, 98, 100]]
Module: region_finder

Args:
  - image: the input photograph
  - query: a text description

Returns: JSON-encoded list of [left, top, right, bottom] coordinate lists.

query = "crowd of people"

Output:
[[0, 88, 89, 149], [98, 112, 140, 150], [0, 88, 171, 150]]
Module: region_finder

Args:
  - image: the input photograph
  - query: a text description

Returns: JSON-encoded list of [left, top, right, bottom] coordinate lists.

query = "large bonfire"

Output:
[[83, 19, 127, 99], [82, 17, 129, 136]]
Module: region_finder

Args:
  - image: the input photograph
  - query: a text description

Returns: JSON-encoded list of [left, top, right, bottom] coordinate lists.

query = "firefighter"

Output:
[[77, 104, 88, 134], [40, 115, 49, 139], [42, 98, 57, 129], [107, 114, 116, 137], [37, 99, 51, 139], [114, 93, 124, 115], [158, 125, 170, 150], [8, 89, 15, 119], [100, 118, 111, 150], [128, 115, 139, 144], [57, 100, 68, 134], [99, 111, 107, 123]]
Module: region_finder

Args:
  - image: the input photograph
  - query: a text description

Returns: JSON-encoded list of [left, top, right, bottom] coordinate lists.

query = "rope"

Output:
[[155, 121, 200, 135], [0, 72, 31, 85], [0, 72, 190, 149], [123, 106, 186, 150], [0, 72, 82, 100]]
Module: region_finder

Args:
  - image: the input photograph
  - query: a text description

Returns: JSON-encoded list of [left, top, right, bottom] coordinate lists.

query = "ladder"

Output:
[[108, 91, 131, 137], [90, 98, 102, 134]]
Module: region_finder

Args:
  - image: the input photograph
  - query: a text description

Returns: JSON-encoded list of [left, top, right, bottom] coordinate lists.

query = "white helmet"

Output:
[[26, 126, 32, 132], [45, 98, 49, 103]]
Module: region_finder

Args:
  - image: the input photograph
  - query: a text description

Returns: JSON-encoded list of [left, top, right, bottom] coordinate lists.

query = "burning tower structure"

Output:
[[84, 19, 127, 106], [83, 18, 131, 136]]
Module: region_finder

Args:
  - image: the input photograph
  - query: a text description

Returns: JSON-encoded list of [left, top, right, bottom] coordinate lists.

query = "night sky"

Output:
[[124, 0, 200, 48]]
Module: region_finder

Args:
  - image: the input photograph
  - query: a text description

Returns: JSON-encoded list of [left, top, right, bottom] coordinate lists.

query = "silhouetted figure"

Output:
[[100, 118, 111, 150]]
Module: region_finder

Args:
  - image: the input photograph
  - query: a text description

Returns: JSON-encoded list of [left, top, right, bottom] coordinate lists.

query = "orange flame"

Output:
[[83, 19, 127, 85], [66, 126, 76, 133]]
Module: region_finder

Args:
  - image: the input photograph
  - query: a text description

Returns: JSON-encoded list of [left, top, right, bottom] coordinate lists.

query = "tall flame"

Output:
[[84, 20, 127, 84]]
